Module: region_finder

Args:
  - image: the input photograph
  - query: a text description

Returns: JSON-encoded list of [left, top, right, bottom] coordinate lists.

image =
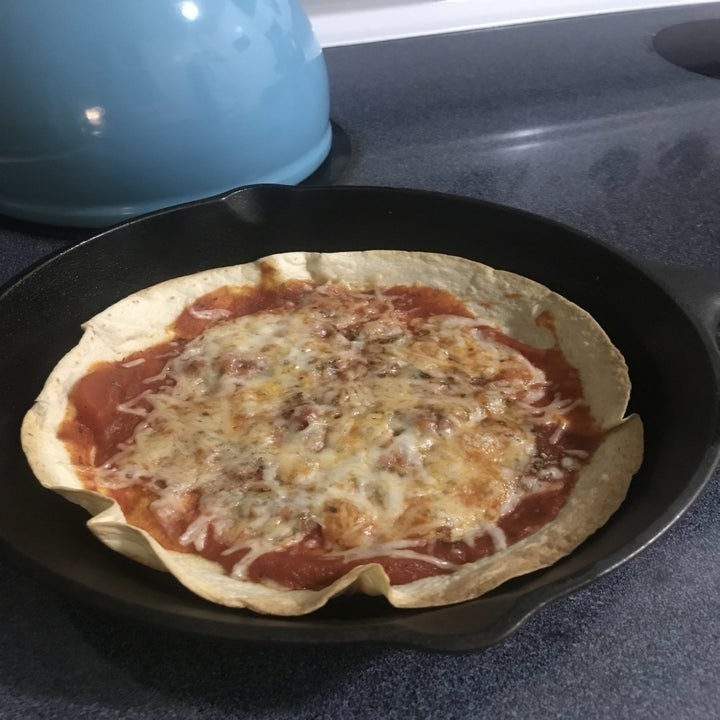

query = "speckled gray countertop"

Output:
[[2, 5, 719, 719]]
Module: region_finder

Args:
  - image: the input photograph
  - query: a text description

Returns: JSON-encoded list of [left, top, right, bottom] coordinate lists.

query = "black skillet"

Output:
[[1, 185, 719, 652]]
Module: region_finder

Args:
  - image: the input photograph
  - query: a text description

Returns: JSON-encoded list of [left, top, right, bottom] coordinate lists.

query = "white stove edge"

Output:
[[301, 0, 717, 47]]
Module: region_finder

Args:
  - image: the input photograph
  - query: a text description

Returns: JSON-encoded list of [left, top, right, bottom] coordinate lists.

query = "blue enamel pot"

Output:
[[0, 1, 331, 227]]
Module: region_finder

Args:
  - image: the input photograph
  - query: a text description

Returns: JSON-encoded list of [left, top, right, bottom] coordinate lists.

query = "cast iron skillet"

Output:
[[1, 185, 719, 652]]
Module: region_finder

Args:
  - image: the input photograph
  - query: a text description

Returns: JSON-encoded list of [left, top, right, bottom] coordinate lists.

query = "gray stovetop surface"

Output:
[[2, 5, 719, 719]]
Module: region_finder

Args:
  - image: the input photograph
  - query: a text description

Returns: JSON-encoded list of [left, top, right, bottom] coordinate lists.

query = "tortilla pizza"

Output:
[[21, 251, 643, 615]]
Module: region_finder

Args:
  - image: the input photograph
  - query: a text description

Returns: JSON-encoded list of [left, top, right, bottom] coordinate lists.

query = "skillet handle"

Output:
[[638, 260, 720, 347]]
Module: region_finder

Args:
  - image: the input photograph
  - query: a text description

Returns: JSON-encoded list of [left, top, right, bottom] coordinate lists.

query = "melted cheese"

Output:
[[95, 284, 585, 577]]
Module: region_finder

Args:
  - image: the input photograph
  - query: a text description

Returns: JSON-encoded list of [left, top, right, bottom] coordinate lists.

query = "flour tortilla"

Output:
[[21, 251, 643, 615]]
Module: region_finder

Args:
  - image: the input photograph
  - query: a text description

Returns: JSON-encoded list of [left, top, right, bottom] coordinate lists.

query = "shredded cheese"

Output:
[[95, 283, 588, 576]]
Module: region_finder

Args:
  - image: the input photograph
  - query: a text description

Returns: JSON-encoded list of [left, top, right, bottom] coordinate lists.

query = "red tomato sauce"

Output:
[[59, 342, 180, 467], [59, 274, 604, 590], [246, 489, 571, 590]]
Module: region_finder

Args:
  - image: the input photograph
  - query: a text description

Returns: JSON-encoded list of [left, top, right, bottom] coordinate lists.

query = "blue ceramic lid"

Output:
[[0, 0, 332, 227]]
